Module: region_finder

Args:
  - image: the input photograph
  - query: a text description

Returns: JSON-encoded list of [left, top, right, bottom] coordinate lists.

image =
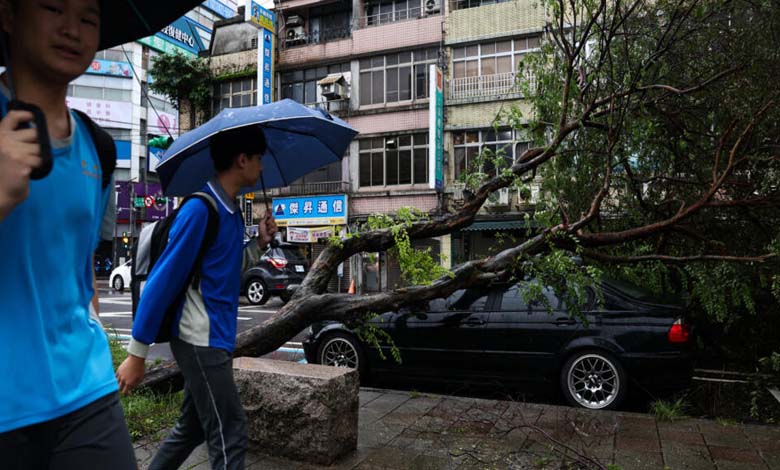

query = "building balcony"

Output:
[[269, 181, 351, 196], [279, 25, 353, 50], [352, 6, 428, 29], [445, 0, 545, 45], [278, 15, 442, 68], [448, 71, 535, 102]]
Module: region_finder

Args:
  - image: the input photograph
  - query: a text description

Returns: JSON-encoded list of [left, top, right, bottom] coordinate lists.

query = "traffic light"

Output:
[[122, 232, 130, 250], [149, 136, 174, 149]]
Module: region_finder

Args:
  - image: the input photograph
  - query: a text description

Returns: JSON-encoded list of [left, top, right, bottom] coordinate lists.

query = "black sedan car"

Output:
[[241, 243, 309, 305], [303, 279, 693, 410]]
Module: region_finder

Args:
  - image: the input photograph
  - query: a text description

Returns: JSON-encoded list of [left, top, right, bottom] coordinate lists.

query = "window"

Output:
[[452, 35, 541, 79], [149, 96, 178, 116], [364, 0, 424, 27], [280, 63, 350, 105], [453, 129, 530, 179], [67, 84, 132, 102], [213, 78, 257, 114], [448, 288, 490, 311], [359, 133, 428, 187], [452, 0, 512, 10], [104, 128, 132, 141], [95, 48, 131, 62], [359, 48, 437, 106], [499, 286, 529, 312]]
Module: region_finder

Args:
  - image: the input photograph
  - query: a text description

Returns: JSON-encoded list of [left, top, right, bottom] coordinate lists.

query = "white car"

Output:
[[110, 260, 132, 292]]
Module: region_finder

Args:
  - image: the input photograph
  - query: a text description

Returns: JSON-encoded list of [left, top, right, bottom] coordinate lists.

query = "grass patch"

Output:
[[121, 389, 183, 441], [108, 334, 182, 441], [650, 398, 688, 421]]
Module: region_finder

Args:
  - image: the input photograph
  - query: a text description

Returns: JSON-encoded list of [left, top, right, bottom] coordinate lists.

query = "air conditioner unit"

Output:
[[424, 0, 441, 15], [285, 26, 305, 44], [286, 15, 304, 26], [485, 188, 510, 207]]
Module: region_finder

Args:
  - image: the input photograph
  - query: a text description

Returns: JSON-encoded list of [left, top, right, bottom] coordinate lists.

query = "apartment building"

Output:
[[70, 1, 239, 269], [206, 0, 545, 292]]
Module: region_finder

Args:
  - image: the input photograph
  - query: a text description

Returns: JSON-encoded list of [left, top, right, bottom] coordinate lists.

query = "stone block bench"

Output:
[[233, 357, 359, 465]]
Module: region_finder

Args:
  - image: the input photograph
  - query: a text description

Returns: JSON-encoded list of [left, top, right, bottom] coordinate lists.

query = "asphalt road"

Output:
[[97, 285, 308, 364]]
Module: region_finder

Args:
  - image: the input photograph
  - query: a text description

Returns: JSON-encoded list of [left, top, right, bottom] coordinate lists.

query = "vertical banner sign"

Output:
[[245, 1, 275, 105], [244, 198, 254, 226], [428, 64, 444, 191]]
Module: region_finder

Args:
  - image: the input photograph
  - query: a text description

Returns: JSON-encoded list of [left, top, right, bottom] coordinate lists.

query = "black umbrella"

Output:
[[1, 0, 204, 179]]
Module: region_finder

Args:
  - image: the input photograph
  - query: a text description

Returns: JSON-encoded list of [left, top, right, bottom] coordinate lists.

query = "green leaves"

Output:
[[148, 52, 214, 118]]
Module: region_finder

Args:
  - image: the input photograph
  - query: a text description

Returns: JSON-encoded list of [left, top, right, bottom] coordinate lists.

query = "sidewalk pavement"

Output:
[[135, 388, 780, 469]]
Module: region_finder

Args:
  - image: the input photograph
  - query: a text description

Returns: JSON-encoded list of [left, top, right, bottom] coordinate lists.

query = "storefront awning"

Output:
[[462, 220, 530, 232]]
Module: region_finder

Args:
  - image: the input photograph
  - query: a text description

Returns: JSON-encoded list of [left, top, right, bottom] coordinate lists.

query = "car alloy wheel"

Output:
[[246, 279, 268, 305], [565, 352, 624, 410], [319, 336, 359, 369], [112, 276, 124, 292]]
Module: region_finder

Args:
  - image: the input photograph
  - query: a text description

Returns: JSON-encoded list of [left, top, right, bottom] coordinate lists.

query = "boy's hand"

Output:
[[0, 111, 41, 221], [116, 355, 146, 394], [257, 210, 277, 249]]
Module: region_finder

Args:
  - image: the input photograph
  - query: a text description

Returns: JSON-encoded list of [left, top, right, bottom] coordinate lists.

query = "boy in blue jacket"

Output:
[[0, 1, 135, 468], [116, 124, 277, 470]]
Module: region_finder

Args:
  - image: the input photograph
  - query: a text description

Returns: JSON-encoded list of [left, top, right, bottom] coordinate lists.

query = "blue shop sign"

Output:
[[201, 0, 234, 19], [156, 16, 207, 55], [272, 194, 348, 226]]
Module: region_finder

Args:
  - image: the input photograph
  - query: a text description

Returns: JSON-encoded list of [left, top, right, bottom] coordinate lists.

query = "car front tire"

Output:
[[112, 275, 124, 292], [561, 350, 627, 410], [317, 332, 367, 377], [246, 278, 269, 305]]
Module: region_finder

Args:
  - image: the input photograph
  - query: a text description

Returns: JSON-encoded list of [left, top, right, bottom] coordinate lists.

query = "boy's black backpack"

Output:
[[72, 109, 116, 190], [130, 192, 220, 344]]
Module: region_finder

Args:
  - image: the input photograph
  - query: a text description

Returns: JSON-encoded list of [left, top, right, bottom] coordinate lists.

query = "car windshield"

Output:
[[267, 245, 307, 263]]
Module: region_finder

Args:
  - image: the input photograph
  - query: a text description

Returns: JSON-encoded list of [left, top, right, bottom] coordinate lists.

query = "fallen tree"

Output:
[[140, 0, 780, 390]]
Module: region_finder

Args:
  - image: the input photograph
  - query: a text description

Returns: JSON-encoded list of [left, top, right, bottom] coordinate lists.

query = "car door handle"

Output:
[[464, 318, 485, 326], [554, 318, 577, 326]]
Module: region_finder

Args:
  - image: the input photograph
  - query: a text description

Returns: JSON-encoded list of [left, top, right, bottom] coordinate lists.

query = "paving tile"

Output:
[[662, 443, 714, 470], [701, 425, 752, 449], [616, 435, 661, 453], [352, 446, 420, 470], [659, 429, 707, 447], [714, 461, 769, 470], [657, 418, 702, 434], [358, 390, 384, 407], [409, 453, 458, 470], [761, 449, 780, 470], [613, 450, 664, 470], [393, 395, 442, 415], [247, 454, 303, 469], [357, 420, 406, 448], [364, 392, 410, 414], [709, 445, 764, 464]]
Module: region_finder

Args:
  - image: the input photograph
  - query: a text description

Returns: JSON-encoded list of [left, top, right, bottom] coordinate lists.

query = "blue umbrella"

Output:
[[156, 99, 358, 197]]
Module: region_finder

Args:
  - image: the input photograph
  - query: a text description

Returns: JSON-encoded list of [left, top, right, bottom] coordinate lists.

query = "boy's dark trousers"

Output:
[[149, 337, 248, 470], [0, 392, 136, 470]]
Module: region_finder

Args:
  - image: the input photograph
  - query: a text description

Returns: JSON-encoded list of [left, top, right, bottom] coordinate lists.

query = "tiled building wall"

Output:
[[446, 100, 532, 128], [446, 0, 546, 44], [210, 50, 257, 77], [345, 109, 429, 135], [279, 16, 443, 68], [350, 193, 438, 215]]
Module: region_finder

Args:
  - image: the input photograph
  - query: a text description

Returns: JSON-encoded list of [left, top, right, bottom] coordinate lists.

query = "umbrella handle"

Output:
[[260, 173, 270, 211]]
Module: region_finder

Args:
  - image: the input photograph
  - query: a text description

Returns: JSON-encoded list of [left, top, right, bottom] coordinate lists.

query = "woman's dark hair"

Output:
[[209, 125, 267, 172]]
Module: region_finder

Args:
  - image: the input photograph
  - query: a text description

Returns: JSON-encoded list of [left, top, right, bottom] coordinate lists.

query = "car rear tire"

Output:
[[112, 275, 124, 292], [561, 350, 627, 410], [246, 279, 269, 305], [317, 332, 367, 377]]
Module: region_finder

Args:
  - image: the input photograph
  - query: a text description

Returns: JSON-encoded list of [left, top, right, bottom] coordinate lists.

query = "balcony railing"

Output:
[[448, 71, 534, 101], [279, 25, 352, 50], [449, 0, 513, 11], [270, 181, 350, 196], [353, 6, 430, 29]]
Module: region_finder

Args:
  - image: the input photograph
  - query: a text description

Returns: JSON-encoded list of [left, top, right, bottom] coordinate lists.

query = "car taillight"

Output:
[[268, 257, 288, 270], [667, 319, 691, 343]]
